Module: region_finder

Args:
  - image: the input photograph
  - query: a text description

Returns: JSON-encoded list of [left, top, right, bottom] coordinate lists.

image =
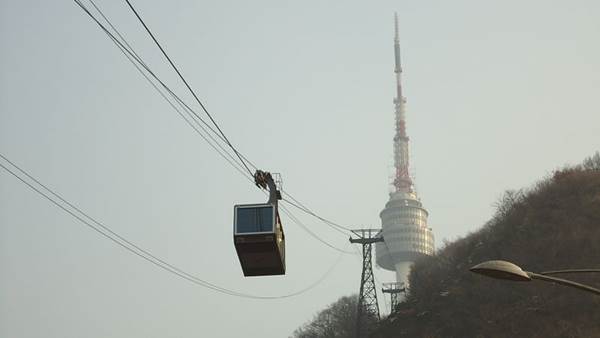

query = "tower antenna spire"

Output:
[[392, 13, 411, 192], [394, 12, 399, 39]]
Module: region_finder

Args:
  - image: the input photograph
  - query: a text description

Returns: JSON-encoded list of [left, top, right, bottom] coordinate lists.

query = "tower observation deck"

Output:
[[375, 14, 435, 289]]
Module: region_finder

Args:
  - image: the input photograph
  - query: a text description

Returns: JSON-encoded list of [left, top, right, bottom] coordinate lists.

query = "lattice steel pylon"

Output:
[[350, 229, 384, 338], [382, 282, 406, 313]]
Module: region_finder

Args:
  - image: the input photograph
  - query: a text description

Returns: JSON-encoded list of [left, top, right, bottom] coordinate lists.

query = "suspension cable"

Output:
[[124, 0, 254, 177], [0, 152, 347, 299], [74, 0, 359, 246]]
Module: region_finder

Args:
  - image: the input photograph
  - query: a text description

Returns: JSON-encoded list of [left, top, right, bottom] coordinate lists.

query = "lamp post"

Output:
[[469, 260, 600, 296]]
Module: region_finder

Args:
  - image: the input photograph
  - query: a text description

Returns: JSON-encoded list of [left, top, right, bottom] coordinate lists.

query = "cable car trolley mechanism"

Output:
[[233, 170, 285, 277]]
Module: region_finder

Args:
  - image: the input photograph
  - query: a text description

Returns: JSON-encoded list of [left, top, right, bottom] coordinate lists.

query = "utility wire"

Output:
[[0, 157, 237, 297], [281, 191, 353, 233], [83, 0, 254, 184], [282, 199, 350, 237], [78, 0, 254, 184], [283, 199, 351, 237], [79, 0, 351, 250], [74, 0, 358, 248], [90, 0, 264, 187], [0, 152, 345, 299], [280, 204, 354, 254], [75, 2, 388, 313], [124, 0, 254, 177]]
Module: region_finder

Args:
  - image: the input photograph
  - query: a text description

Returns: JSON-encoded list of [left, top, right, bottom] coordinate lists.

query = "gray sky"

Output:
[[1, 1, 599, 337]]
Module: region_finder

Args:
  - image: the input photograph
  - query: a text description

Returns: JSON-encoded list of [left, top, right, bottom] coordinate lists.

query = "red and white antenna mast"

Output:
[[392, 13, 412, 193]]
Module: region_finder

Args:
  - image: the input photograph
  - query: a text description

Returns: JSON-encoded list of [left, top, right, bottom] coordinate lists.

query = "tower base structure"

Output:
[[394, 262, 412, 289]]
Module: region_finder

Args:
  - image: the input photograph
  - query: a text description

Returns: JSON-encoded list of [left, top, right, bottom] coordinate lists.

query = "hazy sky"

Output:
[[1, 1, 599, 337]]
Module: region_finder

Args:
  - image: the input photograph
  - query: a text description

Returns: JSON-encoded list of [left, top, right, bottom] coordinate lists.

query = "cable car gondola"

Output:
[[233, 170, 285, 277]]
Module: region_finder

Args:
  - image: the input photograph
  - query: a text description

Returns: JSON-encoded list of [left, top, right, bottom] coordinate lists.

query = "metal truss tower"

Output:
[[381, 282, 406, 313], [350, 229, 384, 338]]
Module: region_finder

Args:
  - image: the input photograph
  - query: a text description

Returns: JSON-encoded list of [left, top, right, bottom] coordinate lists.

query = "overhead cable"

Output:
[[280, 205, 355, 254], [78, 0, 254, 184], [0, 152, 346, 299], [124, 0, 254, 177], [281, 191, 353, 233], [74, 0, 358, 248]]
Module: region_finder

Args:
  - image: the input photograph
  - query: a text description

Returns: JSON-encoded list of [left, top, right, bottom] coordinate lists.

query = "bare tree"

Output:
[[292, 295, 359, 338], [582, 151, 600, 171]]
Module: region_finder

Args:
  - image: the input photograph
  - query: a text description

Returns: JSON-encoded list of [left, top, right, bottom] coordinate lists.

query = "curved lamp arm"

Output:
[[528, 272, 600, 296], [540, 269, 600, 276]]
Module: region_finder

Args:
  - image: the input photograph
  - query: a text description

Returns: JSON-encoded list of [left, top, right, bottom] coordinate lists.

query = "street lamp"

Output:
[[470, 260, 600, 296]]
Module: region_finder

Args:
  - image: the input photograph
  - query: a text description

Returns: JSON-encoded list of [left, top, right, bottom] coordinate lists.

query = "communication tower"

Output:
[[376, 14, 435, 302]]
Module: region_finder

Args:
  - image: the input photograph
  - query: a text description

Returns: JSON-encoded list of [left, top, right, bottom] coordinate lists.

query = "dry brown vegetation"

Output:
[[374, 153, 600, 338], [292, 295, 360, 338]]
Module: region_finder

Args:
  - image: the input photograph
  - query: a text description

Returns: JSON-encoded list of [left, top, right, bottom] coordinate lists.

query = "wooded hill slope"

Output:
[[374, 154, 600, 338]]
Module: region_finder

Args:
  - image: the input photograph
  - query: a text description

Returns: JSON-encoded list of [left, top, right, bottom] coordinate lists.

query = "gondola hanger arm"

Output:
[[253, 170, 282, 206]]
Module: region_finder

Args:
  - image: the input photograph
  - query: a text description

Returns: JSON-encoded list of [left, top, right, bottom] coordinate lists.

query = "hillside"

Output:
[[374, 154, 600, 337]]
